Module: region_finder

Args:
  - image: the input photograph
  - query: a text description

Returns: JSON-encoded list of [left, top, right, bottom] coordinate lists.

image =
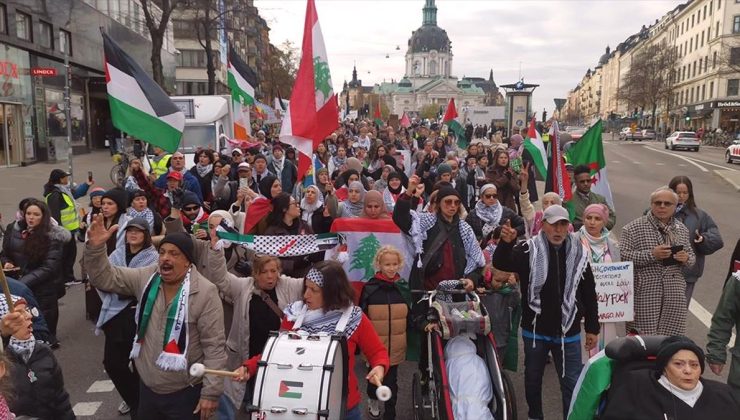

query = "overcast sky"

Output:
[[255, 0, 684, 117]]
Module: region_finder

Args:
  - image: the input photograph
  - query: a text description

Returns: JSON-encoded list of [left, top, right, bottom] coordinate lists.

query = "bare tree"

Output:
[[617, 42, 679, 127], [265, 40, 298, 99], [140, 0, 183, 91]]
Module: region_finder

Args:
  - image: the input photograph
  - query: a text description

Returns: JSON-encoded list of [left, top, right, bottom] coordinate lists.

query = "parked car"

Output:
[[619, 127, 631, 140], [642, 129, 656, 140], [726, 139, 740, 163], [665, 131, 700, 151], [620, 127, 643, 141]]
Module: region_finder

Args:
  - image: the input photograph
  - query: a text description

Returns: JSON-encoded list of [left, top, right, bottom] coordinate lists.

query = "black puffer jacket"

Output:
[[7, 341, 75, 419], [0, 222, 67, 300], [465, 205, 525, 241]]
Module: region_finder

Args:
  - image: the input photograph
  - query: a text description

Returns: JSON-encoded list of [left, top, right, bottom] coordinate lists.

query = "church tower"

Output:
[[405, 0, 453, 86]]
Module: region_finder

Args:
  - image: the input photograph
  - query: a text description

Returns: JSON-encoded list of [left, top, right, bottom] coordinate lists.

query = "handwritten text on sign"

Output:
[[592, 262, 634, 322]]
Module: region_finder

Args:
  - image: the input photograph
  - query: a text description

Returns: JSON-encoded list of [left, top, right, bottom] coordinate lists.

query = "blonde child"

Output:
[[358, 246, 411, 420]]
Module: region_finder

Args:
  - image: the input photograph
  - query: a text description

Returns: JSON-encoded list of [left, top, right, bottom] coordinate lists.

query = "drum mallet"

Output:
[[189, 363, 240, 379], [376, 385, 392, 402]]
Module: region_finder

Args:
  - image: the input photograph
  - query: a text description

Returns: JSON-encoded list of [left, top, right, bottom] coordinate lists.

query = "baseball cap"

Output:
[[49, 169, 71, 184], [237, 162, 251, 172], [543, 205, 570, 224], [166, 171, 183, 181], [231, 148, 243, 156], [125, 217, 151, 233]]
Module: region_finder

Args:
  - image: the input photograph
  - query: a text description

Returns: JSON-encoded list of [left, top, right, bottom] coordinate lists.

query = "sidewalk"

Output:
[[0, 150, 116, 224]]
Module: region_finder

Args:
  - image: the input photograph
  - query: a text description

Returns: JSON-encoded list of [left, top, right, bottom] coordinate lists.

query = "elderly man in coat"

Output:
[[84, 215, 226, 419], [620, 186, 695, 336]]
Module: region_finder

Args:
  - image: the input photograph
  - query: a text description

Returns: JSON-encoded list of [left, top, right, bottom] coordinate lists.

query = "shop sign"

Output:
[[31, 67, 57, 77], [714, 101, 740, 109]]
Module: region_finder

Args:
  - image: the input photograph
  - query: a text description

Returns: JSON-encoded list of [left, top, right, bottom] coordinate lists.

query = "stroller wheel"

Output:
[[502, 370, 518, 420], [412, 373, 428, 420]]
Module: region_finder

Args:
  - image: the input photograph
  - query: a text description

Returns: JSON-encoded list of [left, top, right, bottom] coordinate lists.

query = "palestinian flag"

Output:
[[279, 381, 303, 399], [442, 98, 467, 149], [373, 101, 384, 126], [567, 350, 614, 420], [545, 120, 573, 205], [566, 119, 614, 208], [102, 33, 184, 153], [524, 116, 548, 178], [227, 47, 256, 106], [279, 0, 339, 183]]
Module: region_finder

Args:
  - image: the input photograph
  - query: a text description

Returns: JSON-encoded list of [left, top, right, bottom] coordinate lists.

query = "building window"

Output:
[[705, 56, 709, 72], [728, 79, 739, 96], [718, 21, 721, 37], [702, 84, 706, 100], [15, 11, 31, 41], [735, 16, 740, 33], [690, 87, 694, 102], [732, 48, 740, 65], [39, 21, 52, 49], [710, 81, 714, 98], [59, 29, 71, 55], [704, 5, 707, 20], [176, 81, 208, 95], [177, 50, 208, 68], [714, 51, 718, 68], [0, 5, 6, 35], [693, 61, 697, 78], [701, 31, 704, 46]]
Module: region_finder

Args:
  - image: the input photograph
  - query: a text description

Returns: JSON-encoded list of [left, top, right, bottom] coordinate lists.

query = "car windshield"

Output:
[[678, 133, 696, 138]]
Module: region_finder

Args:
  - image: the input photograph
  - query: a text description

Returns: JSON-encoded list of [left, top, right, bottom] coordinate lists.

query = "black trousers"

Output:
[[366, 364, 399, 420], [103, 307, 139, 412], [62, 232, 78, 282], [36, 294, 59, 341], [137, 381, 201, 420]]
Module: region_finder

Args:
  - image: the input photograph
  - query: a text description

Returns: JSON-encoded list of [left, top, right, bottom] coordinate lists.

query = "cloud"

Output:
[[256, 0, 684, 116]]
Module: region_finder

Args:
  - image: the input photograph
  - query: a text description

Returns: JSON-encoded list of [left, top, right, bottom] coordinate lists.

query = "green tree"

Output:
[[420, 104, 439, 120], [350, 234, 381, 279]]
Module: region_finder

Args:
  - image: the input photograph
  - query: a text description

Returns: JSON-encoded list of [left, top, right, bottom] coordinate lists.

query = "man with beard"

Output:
[[84, 216, 226, 419], [154, 152, 203, 201]]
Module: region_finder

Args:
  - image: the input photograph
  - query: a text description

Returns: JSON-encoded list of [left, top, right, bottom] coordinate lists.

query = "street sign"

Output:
[[31, 67, 57, 77]]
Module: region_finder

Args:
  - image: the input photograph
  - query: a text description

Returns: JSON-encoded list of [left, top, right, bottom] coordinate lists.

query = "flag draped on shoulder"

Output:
[[545, 121, 573, 203], [103, 33, 184, 153], [524, 116, 548, 178], [566, 119, 614, 208], [279, 0, 339, 182], [442, 98, 467, 149]]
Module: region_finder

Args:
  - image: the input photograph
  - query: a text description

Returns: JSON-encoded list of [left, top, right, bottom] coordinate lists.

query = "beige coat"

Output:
[[206, 246, 304, 409], [84, 242, 226, 400]]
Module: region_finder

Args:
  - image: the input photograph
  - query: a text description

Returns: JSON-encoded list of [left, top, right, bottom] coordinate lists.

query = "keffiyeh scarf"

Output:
[[283, 301, 363, 338], [9, 337, 35, 363], [272, 156, 285, 177], [195, 163, 213, 178], [131, 270, 191, 371], [526, 232, 589, 336], [126, 207, 155, 232], [578, 226, 612, 264], [474, 200, 503, 237]]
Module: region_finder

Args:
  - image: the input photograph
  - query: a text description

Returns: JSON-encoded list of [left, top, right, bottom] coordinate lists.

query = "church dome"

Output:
[[408, 25, 450, 53]]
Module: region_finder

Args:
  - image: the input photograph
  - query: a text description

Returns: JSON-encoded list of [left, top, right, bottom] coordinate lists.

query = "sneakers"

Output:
[[65, 279, 83, 286], [118, 401, 130, 415], [367, 398, 381, 419]]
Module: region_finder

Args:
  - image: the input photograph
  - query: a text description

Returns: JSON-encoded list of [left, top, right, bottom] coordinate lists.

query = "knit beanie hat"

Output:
[[437, 163, 452, 176], [654, 336, 705, 377], [89, 187, 106, 198], [160, 232, 195, 263], [102, 188, 129, 214], [181, 191, 201, 208], [583, 203, 609, 222], [436, 186, 461, 202]]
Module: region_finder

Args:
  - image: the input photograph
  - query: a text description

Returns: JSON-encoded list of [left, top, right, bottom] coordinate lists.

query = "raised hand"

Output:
[[499, 219, 517, 243], [87, 214, 117, 247]]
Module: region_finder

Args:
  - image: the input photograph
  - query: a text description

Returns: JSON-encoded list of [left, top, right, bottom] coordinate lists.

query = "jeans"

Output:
[[216, 394, 235, 420], [522, 335, 583, 420], [137, 381, 202, 419], [344, 405, 361, 420]]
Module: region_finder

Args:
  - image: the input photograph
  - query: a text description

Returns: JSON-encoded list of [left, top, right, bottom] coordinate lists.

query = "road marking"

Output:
[[642, 146, 709, 172], [655, 162, 665, 166], [86, 379, 115, 393], [73, 402, 102, 416], [644, 145, 739, 172], [679, 164, 687, 167], [612, 160, 622, 164], [689, 298, 736, 347], [632, 161, 642, 164]]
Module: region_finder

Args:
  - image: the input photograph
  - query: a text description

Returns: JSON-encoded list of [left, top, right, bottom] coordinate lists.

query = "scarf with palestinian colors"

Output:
[[216, 231, 340, 257], [130, 270, 190, 372]]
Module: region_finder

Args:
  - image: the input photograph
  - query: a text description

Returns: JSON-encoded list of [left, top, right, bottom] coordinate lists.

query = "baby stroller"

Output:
[[567, 335, 668, 420], [411, 287, 517, 420]]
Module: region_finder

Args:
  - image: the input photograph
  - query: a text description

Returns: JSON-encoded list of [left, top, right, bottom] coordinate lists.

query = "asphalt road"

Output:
[[1, 138, 738, 419]]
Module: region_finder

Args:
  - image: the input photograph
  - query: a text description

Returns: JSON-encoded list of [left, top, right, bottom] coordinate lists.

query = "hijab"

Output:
[[301, 185, 324, 226], [341, 181, 366, 218], [258, 174, 279, 199], [361, 190, 390, 219]]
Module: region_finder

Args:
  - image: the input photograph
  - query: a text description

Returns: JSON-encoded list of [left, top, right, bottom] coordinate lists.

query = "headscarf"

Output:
[[361, 190, 390, 219], [386, 172, 404, 195], [301, 185, 324, 226], [258, 174, 279, 199], [475, 184, 503, 237], [341, 181, 366, 218]]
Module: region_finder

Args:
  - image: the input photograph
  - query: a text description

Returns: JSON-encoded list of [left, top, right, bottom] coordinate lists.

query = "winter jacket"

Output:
[[706, 271, 740, 396], [0, 222, 67, 300], [465, 205, 525, 241], [571, 190, 616, 231], [674, 206, 723, 283], [154, 169, 203, 201], [7, 342, 75, 419], [205, 245, 304, 410], [268, 159, 298, 195], [492, 237, 600, 339], [188, 165, 215, 204], [359, 275, 411, 366], [485, 166, 519, 211], [83, 242, 226, 400]]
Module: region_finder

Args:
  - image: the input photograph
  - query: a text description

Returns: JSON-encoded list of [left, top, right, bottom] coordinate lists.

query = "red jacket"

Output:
[[244, 314, 390, 410]]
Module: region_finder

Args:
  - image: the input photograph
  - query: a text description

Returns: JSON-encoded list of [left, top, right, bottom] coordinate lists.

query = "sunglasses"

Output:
[[483, 193, 498, 199], [183, 205, 200, 211], [652, 200, 676, 207], [442, 199, 461, 206]]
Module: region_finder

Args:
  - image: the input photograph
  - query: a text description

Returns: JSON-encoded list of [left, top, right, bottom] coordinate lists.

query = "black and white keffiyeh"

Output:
[[283, 301, 363, 338], [526, 232, 589, 336], [126, 207, 155, 232], [9, 337, 35, 363], [474, 185, 503, 237], [408, 210, 485, 275]]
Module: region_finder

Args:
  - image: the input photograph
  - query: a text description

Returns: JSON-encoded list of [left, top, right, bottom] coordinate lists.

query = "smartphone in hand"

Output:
[[88, 171, 93, 182]]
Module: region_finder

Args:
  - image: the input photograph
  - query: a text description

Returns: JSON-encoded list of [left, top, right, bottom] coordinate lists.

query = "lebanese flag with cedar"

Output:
[[279, 0, 338, 182]]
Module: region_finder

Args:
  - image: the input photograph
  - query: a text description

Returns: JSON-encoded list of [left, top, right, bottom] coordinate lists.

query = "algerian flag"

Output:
[[566, 119, 614, 208], [103, 33, 184, 153], [227, 47, 256, 106], [443, 98, 467, 149], [567, 350, 614, 420], [524, 116, 548, 178]]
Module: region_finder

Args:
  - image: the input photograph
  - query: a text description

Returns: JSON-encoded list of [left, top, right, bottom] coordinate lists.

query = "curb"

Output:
[[714, 169, 740, 192]]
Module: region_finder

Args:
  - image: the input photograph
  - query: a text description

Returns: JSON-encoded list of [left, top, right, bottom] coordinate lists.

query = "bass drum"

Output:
[[249, 331, 348, 419]]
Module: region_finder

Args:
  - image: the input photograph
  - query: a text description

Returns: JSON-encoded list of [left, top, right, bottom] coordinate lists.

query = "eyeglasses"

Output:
[[652, 200, 676, 207], [183, 205, 200, 211], [483, 193, 498, 199], [442, 199, 461, 206]]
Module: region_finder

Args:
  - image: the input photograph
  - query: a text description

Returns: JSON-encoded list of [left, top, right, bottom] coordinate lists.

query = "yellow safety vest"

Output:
[[45, 192, 80, 231], [150, 154, 172, 178]]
